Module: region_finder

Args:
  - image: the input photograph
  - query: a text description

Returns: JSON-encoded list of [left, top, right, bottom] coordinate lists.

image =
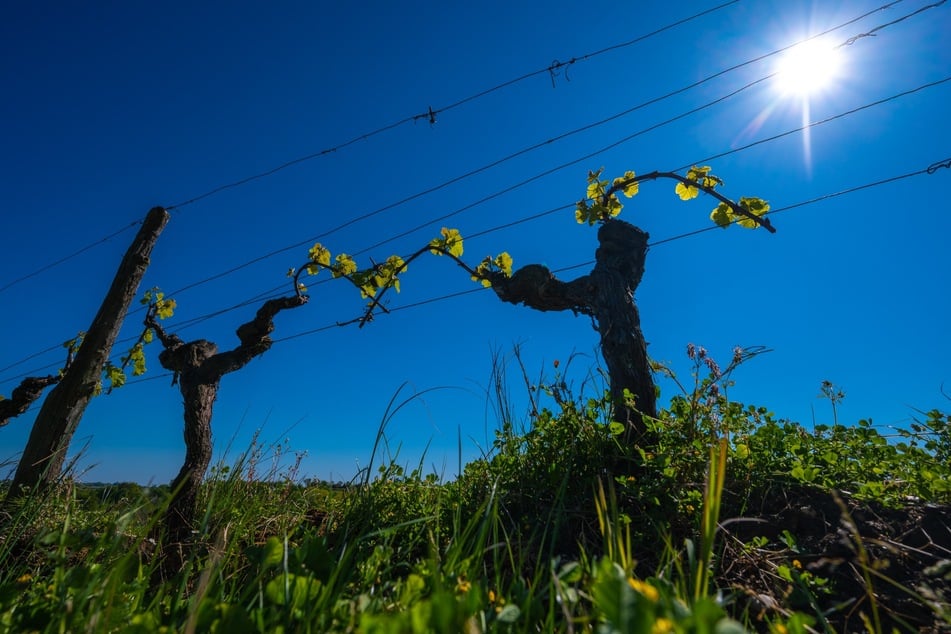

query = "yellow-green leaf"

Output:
[[622, 171, 639, 197], [105, 364, 126, 389], [586, 181, 602, 200], [737, 197, 770, 229], [675, 182, 699, 201], [443, 227, 464, 257], [333, 253, 358, 277], [710, 202, 732, 227], [308, 243, 331, 267], [130, 344, 146, 376], [156, 298, 176, 320], [429, 227, 464, 257], [494, 252, 513, 277], [575, 201, 591, 225]]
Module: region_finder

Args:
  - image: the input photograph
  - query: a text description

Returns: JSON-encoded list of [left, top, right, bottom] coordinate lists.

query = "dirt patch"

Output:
[[719, 484, 951, 632]]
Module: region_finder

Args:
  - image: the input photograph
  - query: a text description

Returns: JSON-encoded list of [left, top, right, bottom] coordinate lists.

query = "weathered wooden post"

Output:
[[4, 207, 169, 501]]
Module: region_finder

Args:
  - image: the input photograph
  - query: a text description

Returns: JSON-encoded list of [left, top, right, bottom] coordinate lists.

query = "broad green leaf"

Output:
[[622, 171, 639, 197], [308, 243, 331, 267], [105, 364, 126, 389], [259, 536, 285, 569], [264, 573, 322, 609], [676, 181, 699, 201], [333, 253, 358, 277], [736, 196, 770, 229], [494, 252, 513, 277], [575, 201, 590, 224], [586, 181, 602, 200], [430, 227, 464, 257], [385, 254, 406, 272], [156, 298, 176, 320], [445, 230, 464, 257], [130, 344, 146, 375], [710, 202, 732, 227], [496, 604, 521, 623]]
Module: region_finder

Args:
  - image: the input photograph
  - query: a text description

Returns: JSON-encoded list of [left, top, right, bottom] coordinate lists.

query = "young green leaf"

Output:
[[429, 227, 464, 257], [307, 242, 330, 268], [710, 202, 732, 227], [675, 181, 700, 201], [155, 298, 176, 320], [333, 253, 358, 277]]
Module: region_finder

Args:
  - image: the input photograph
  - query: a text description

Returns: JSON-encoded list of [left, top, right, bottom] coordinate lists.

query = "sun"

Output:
[[773, 39, 844, 98], [762, 37, 847, 174]]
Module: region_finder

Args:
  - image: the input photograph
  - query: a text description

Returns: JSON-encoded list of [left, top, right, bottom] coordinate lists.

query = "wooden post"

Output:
[[5, 207, 169, 501]]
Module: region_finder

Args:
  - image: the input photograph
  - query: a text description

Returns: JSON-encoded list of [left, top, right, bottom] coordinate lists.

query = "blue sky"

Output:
[[1, 1, 949, 484]]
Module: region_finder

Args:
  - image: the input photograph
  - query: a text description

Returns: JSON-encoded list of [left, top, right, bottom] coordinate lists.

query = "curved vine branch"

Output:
[[352, 244, 484, 327], [289, 242, 486, 328], [615, 170, 776, 232], [0, 375, 60, 428], [0, 338, 81, 427], [143, 291, 307, 577], [281, 164, 769, 446]]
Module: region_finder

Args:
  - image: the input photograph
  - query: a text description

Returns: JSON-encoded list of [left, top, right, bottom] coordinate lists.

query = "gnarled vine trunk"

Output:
[[0, 376, 60, 428], [147, 294, 306, 576], [486, 219, 656, 445]]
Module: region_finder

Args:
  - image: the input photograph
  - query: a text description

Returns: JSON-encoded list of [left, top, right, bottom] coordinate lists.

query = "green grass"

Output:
[[1, 351, 949, 633]]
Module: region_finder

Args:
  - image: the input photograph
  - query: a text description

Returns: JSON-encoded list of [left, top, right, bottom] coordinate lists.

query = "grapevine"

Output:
[[288, 228, 512, 326], [100, 287, 176, 394], [575, 165, 774, 231], [281, 165, 768, 334]]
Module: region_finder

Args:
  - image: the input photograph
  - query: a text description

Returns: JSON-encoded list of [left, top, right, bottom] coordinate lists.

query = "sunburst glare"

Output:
[[768, 38, 847, 174], [774, 39, 844, 98]]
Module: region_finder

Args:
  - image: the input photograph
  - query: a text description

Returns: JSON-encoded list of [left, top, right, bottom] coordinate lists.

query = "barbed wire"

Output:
[[836, 0, 945, 47], [4, 153, 947, 393], [2, 68, 948, 386], [162, 1, 741, 211], [154, 65, 951, 308], [263, 154, 951, 344], [0, 0, 926, 298], [146, 4, 951, 292], [3, 2, 947, 383], [356, 73, 951, 256], [0, 221, 140, 297]]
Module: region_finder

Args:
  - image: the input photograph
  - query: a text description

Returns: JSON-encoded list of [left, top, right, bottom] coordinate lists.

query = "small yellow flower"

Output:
[[652, 618, 674, 634], [16, 573, 32, 585], [772, 624, 788, 634], [792, 559, 802, 570], [627, 578, 659, 602], [488, 589, 496, 603], [456, 576, 471, 594]]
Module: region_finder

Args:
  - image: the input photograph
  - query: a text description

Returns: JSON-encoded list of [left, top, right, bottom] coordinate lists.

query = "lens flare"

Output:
[[774, 39, 844, 97]]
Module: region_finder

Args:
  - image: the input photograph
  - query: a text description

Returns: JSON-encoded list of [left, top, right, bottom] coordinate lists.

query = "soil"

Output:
[[718, 484, 951, 632]]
